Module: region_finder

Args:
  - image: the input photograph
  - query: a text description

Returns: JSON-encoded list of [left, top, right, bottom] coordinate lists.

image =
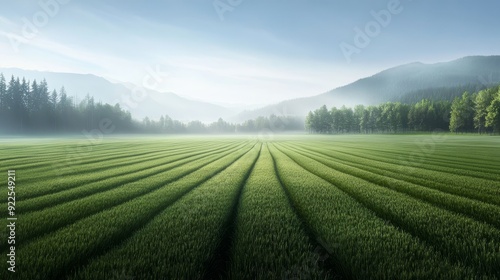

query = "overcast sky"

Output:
[[1, 0, 499, 106]]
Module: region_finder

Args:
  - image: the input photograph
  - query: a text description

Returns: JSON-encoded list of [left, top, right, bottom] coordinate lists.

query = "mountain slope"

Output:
[[0, 68, 233, 122], [237, 56, 500, 120], [4, 55, 500, 123]]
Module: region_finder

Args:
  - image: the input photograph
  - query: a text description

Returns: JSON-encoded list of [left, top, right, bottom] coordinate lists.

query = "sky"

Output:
[[1, 0, 499, 106]]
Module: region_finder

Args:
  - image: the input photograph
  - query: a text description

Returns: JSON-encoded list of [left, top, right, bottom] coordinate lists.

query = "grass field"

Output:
[[1, 134, 499, 279]]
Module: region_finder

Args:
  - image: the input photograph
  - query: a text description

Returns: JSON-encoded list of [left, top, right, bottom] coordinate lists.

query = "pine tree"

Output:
[[0, 74, 7, 112]]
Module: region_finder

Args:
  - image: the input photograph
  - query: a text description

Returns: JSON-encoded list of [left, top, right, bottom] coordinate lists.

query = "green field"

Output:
[[1, 134, 500, 279]]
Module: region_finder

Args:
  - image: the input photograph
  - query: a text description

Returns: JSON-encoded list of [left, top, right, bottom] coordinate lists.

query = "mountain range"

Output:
[[237, 56, 500, 120], [0, 68, 234, 123], [2, 55, 500, 123]]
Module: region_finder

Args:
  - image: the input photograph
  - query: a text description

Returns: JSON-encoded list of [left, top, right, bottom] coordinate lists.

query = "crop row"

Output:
[[318, 143, 500, 204], [320, 141, 500, 180], [1, 142, 250, 249], [68, 143, 262, 279], [11, 140, 233, 183], [307, 136, 500, 168], [267, 144, 472, 279], [0, 140, 239, 216], [0, 141, 156, 172], [275, 143, 500, 278], [303, 137, 500, 176], [18, 140, 241, 200], [18, 140, 213, 187], [289, 141, 500, 201], [1, 141, 246, 218], [280, 143, 500, 227], [48, 139, 240, 178], [0, 141, 258, 279], [228, 144, 328, 279], [1, 139, 231, 180]]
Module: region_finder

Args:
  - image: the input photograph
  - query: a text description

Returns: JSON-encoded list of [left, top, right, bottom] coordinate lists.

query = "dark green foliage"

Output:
[[486, 87, 500, 132], [307, 100, 448, 134], [449, 92, 474, 133], [307, 85, 500, 134], [0, 73, 304, 134], [0, 73, 134, 133]]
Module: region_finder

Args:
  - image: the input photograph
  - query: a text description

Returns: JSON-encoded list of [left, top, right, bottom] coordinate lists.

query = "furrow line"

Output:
[[268, 145, 351, 280], [21, 141, 216, 183], [281, 143, 500, 218], [267, 144, 474, 279], [5, 142, 244, 215], [278, 144, 500, 278], [0, 142, 251, 250], [202, 143, 262, 279], [324, 143, 500, 180], [17, 141, 240, 200], [2, 142, 258, 280], [290, 142, 500, 195]]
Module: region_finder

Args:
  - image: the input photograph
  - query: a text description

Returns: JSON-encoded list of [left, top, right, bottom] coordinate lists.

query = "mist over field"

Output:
[[1, 0, 500, 134], [1, 1, 500, 279]]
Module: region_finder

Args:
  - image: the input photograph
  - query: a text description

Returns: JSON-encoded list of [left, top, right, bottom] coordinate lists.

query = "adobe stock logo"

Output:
[[112, 65, 170, 112], [213, 0, 244, 21], [339, 0, 410, 63], [8, 0, 72, 53]]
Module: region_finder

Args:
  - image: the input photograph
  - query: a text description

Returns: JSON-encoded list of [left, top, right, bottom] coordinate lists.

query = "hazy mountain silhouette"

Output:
[[4, 56, 500, 123], [236, 55, 500, 121], [0, 68, 234, 122]]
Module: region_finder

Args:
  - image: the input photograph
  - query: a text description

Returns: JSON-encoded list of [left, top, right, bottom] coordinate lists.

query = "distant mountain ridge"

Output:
[[3, 55, 500, 123], [0, 68, 234, 122], [236, 55, 500, 121]]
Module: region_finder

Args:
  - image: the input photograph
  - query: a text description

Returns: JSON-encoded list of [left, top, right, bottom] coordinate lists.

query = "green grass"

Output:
[[0, 134, 499, 279], [228, 144, 327, 279], [69, 143, 261, 279]]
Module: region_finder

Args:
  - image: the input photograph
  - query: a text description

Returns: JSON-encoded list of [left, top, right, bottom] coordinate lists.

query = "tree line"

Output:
[[4, 72, 498, 135], [0, 74, 134, 133], [450, 87, 500, 134], [306, 85, 500, 134], [139, 114, 304, 134], [0, 74, 303, 134]]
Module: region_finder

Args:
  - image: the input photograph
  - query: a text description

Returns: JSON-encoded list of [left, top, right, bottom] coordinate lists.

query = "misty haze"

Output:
[[1, 1, 500, 279]]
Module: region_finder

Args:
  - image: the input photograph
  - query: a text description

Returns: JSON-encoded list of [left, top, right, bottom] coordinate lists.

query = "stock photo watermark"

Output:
[[114, 65, 170, 112], [398, 129, 447, 174], [8, 0, 72, 53], [257, 106, 291, 142], [283, 238, 341, 280], [339, 0, 411, 63], [478, 73, 500, 87], [110, 267, 135, 280], [213, 0, 244, 21], [53, 117, 115, 175], [6, 170, 17, 273]]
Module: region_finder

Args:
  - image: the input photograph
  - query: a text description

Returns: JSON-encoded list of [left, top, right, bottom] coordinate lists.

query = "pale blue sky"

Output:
[[1, 0, 499, 105]]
